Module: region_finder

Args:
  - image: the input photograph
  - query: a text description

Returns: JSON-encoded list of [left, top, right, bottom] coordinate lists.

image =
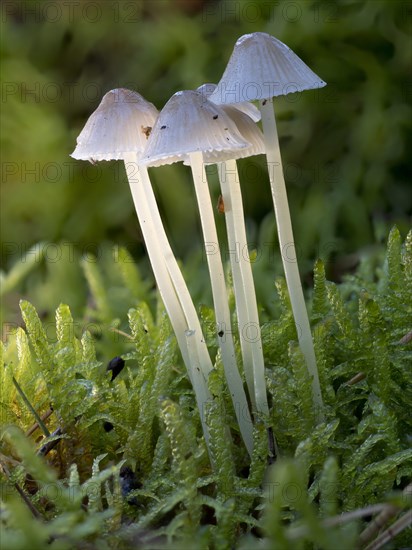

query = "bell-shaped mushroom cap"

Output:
[[141, 90, 249, 167], [209, 32, 326, 104], [193, 84, 264, 164], [186, 105, 264, 165], [71, 88, 158, 161], [197, 83, 261, 122], [213, 105, 264, 160]]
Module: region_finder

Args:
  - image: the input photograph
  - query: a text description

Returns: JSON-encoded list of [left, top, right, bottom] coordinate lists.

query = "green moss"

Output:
[[1, 229, 411, 549]]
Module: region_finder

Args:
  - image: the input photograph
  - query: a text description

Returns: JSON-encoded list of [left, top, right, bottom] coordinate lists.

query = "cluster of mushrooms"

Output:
[[72, 32, 326, 457]]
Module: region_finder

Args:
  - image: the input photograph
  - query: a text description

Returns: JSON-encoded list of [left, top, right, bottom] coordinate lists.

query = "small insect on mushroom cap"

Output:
[[141, 126, 152, 139], [217, 194, 225, 214]]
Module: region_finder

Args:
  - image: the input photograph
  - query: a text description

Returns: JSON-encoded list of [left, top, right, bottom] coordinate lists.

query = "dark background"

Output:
[[1, 0, 411, 326]]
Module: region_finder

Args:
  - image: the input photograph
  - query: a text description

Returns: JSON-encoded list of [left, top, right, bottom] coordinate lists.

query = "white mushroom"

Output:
[[71, 88, 215, 450], [210, 33, 326, 418], [195, 84, 270, 422], [142, 90, 254, 452]]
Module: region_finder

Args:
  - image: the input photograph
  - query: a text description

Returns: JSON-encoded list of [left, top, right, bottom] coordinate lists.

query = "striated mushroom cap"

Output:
[[193, 84, 264, 163], [196, 83, 261, 122], [209, 32, 326, 105], [71, 88, 158, 161], [210, 105, 265, 161], [141, 90, 249, 167]]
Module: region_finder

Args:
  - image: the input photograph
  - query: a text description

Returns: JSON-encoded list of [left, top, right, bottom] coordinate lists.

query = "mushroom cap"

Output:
[[196, 83, 261, 122], [214, 106, 265, 161], [71, 88, 158, 161], [183, 105, 264, 165], [141, 90, 249, 167], [209, 32, 326, 104], [193, 84, 264, 163]]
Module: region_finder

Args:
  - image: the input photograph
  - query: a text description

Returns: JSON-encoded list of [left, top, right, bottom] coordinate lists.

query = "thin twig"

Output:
[[25, 408, 54, 437], [364, 510, 412, 550], [397, 329, 412, 345], [287, 504, 388, 540], [346, 372, 366, 386], [12, 377, 50, 437], [322, 505, 390, 527], [359, 503, 400, 546], [359, 482, 412, 546], [0, 460, 42, 519], [109, 327, 135, 341]]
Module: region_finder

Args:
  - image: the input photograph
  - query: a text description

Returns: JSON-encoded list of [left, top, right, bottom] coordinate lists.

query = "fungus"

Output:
[[142, 90, 254, 452], [210, 33, 326, 418], [71, 88, 215, 449], [196, 83, 269, 420]]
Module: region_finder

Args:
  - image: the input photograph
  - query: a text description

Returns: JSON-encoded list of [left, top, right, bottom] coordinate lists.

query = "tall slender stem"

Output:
[[217, 160, 269, 418], [140, 164, 213, 382], [259, 100, 324, 420], [189, 151, 254, 454], [123, 152, 212, 445]]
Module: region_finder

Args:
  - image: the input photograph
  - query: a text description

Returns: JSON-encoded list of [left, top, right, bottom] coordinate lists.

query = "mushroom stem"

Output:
[[217, 160, 269, 418], [189, 151, 254, 452], [259, 100, 324, 420], [141, 159, 253, 450], [123, 152, 212, 445], [141, 164, 213, 382]]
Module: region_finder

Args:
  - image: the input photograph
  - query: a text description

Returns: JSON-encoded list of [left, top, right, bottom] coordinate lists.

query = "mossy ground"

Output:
[[1, 227, 411, 550]]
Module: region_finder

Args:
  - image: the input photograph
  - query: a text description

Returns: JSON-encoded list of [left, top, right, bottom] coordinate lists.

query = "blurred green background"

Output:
[[1, 0, 411, 328]]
